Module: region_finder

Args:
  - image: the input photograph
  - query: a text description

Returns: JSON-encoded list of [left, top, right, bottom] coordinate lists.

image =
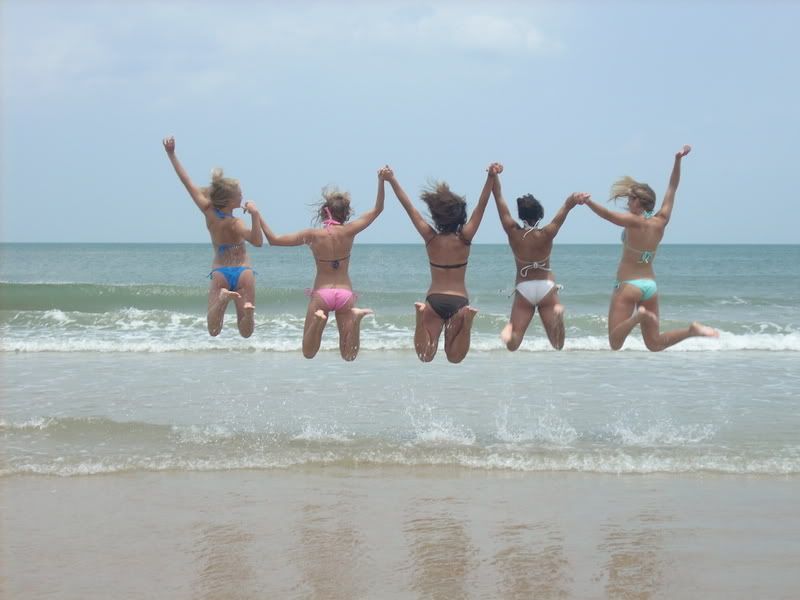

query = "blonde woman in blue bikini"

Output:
[[583, 145, 718, 350]]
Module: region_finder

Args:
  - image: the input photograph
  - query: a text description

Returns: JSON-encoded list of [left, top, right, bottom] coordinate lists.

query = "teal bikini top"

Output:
[[621, 210, 656, 264]]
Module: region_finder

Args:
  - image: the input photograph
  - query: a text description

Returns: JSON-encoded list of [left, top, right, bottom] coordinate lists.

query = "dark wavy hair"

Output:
[[516, 194, 544, 227], [421, 182, 467, 233]]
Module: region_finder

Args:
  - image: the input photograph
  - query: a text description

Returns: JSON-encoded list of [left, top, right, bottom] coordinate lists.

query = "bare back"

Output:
[[307, 225, 357, 289], [204, 208, 250, 268], [507, 227, 555, 284], [617, 215, 666, 280], [426, 232, 471, 296]]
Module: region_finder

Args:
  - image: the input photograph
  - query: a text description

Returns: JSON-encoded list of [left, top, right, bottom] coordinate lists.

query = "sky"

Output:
[[2, 0, 798, 244]]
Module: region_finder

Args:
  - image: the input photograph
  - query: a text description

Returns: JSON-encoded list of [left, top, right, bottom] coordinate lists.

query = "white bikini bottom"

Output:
[[515, 280, 560, 306]]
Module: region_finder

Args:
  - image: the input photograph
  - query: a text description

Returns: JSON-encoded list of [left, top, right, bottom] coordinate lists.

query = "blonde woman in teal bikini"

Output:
[[259, 167, 389, 360], [583, 145, 718, 351]]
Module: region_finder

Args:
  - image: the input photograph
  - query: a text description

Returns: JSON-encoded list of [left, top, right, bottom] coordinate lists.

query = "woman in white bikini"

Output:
[[491, 163, 586, 350], [583, 145, 718, 350], [259, 167, 389, 360]]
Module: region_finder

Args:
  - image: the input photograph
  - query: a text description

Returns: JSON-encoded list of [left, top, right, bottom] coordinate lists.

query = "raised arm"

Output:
[[259, 217, 312, 247], [386, 172, 436, 243], [162, 136, 210, 213], [583, 198, 640, 228], [542, 192, 588, 238], [233, 202, 263, 247], [345, 166, 389, 235], [657, 144, 691, 224], [460, 164, 498, 241], [489, 163, 517, 234]]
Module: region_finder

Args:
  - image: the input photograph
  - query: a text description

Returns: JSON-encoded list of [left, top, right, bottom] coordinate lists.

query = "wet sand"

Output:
[[3, 468, 799, 599]]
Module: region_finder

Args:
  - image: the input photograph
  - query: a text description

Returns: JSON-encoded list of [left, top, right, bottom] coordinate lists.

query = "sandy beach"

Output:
[[4, 468, 799, 599]]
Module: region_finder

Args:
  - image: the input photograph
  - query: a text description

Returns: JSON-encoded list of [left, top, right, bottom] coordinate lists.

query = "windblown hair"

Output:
[[315, 186, 353, 224], [610, 176, 656, 212], [516, 194, 544, 227], [203, 168, 240, 210], [421, 181, 467, 233]]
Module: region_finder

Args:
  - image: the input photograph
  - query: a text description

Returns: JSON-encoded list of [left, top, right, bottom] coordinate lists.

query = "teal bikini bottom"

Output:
[[615, 278, 657, 301]]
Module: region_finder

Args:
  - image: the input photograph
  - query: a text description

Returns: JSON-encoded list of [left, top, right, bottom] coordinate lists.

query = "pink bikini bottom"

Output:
[[307, 288, 356, 312]]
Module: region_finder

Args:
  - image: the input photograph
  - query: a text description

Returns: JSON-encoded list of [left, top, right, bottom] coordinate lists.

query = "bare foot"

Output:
[[220, 289, 241, 302], [314, 309, 328, 322], [690, 321, 719, 338], [351, 307, 374, 322], [552, 304, 565, 321], [457, 304, 478, 326], [550, 304, 565, 349], [636, 305, 658, 327], [500, 322, 513, 345]]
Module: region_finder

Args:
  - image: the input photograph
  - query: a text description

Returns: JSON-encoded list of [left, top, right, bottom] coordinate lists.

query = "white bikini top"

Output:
[[516, 221, 551, 276]]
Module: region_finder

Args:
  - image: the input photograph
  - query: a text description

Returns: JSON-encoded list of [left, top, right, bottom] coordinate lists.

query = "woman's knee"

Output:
[[643, 337, 663, 352], [506, 335, 522, 352], [446, 353, 466, 364], [608, 336, 624, 351]]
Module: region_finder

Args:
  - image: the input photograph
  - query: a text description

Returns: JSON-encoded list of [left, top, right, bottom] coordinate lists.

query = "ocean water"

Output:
[[1, 243, 799, 477]]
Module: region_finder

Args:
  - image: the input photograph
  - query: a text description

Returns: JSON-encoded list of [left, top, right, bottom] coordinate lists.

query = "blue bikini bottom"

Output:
[[209, 266, 254, 291]]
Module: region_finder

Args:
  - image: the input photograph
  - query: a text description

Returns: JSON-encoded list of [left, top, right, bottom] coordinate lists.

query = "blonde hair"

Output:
[[203, 168, 240, 210], [421, 181, 467, 233], [316, 186, 353, 224], [610, 176, 656, 212]]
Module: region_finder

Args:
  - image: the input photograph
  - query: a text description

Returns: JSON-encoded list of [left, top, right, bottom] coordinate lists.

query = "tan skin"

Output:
[[162, 136, 263, 338], [491, 162, 587, 350], [583, 145, 718, 350], [260, 168, 387, 360], [385, 165, 495, 363]]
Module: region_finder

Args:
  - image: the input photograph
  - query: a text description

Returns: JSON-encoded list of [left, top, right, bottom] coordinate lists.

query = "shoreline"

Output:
[[5, 468, 799, 599]]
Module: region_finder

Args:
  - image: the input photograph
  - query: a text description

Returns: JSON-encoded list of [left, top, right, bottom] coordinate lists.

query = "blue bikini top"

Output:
[[212, 208, 243, 254]]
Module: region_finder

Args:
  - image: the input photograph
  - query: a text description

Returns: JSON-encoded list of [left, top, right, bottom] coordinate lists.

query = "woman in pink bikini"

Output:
[[259, 167, 389, 360]]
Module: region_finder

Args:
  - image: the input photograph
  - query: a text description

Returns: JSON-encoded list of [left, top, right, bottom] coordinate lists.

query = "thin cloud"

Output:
[[3, 2, 559, 101]]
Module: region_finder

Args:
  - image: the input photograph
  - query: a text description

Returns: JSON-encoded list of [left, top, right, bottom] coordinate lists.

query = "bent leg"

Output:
[[444, 306, 478, 364], [607, 285, 643, 350], [501, 292, 535, 351], [233, 269, 256, 338], [638, 296, 719, 352], [415, 302, 443, 362], [207, 273, 240, 337], [336, 299, 373, 362], [302, 295, 329, 359], [538, 290, 566, 350]]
